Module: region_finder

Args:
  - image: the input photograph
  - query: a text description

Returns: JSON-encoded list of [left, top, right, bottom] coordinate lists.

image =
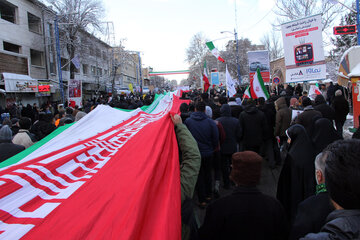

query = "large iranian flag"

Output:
[[0, 92, 188, 239], [250, 68, 270, 100]]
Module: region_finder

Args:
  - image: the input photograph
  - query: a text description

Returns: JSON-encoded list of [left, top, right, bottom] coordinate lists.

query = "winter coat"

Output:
[[216, 104, 241, 155], [199, 186, 288, 240], [12, 130, 36, 149], [290, 192, 334, 240], [30, 120, 56, 141], [312, 118, 342, 155], [295, 106, 322, 138], [314, 95, 335, 122], [228, 102, 243, 119], [274, 97, 292, 137], [185, 111, 219, 158], [175, 123, 201, 240], [331, 96, 349, 123], [301, 210, 360, 239], [0, 141, 25, 162], [277, 124, 316, 223], [239, 105, 268, 148], [259, 102, 276, 139]]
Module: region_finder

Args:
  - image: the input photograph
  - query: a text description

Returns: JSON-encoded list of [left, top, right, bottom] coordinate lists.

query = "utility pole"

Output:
[[357, 0, 360, 45], [54, 16, 65, 104], [234, 29, 242, 85]]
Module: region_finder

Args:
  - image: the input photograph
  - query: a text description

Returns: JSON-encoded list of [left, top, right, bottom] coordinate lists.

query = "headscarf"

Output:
[[312, 118, 342, 154]]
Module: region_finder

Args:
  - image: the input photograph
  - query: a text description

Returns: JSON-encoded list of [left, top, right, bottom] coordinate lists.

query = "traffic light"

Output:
[[333, 25, 357, 35]]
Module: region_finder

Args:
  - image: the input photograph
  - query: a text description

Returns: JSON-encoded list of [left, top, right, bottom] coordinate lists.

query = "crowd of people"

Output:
[[175, 83, 360, 239], [0, 93, 156, 162], [1, 83, 360, 239]]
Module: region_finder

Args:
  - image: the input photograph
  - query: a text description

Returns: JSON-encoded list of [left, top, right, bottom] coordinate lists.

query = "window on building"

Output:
[[96, 48, 101, 58], [27, 12, 42, 34], [83, 64, 89, 75], [0, 0, 17, 24], [61, 58, 69, 71], [102, 51, 107, 60], [91, 65, 96, 75], [3, 41, 21, 53], [90, 48, 95, 56], [30, 49, 44, 66], [97, 68, 102, 76], [50, 62, 56, 74]]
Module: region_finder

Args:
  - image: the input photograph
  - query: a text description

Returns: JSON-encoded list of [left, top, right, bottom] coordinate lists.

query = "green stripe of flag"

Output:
[[257, 69, 270, 99], [206, 41, 215, 50]]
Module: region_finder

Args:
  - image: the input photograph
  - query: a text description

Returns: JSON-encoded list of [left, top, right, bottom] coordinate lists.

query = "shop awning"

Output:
[[2, 72, 38, 93]]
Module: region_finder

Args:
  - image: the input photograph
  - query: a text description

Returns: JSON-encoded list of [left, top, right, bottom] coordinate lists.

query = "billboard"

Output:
[[248, 50, 270, 83], [281, 14, 326, 83], [68, 79, 82, 107]]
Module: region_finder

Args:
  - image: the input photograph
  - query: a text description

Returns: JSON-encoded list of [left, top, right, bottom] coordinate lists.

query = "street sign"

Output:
[[272, 77, 280, 84], [333, 25, 357, 35]]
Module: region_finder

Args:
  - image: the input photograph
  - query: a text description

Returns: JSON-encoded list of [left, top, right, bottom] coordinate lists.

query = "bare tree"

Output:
[[261, 30, 283, 61], [185, 32, 209, 88], [186, 32, 209, 66], [274, 0, 345, 31], [45, 0, 104, 79]]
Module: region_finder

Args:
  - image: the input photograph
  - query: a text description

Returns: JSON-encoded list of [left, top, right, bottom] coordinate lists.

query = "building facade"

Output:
[[0, 0, 113, 108]]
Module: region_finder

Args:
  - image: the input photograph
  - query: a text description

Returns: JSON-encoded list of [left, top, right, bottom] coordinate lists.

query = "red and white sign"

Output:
[[281, 14, 326, 83]]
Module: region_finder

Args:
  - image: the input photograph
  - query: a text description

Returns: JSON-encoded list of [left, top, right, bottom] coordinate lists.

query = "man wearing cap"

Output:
[[199, 151, 287, 240]]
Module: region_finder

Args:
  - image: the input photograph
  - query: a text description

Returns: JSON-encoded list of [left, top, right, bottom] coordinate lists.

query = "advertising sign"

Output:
[[68, 79, 82, 107], [211, 72, 220, 85], [248, 50, 270, 83], [281, 14, 326, 83], [5, 79, 38, 93], [36, 82, 51, 97]]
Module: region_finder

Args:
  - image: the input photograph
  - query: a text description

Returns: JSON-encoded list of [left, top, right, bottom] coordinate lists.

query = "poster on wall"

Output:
[[248, 50, 270, 83], [68, 79, 82, 107], [281, 14, 326, 83]]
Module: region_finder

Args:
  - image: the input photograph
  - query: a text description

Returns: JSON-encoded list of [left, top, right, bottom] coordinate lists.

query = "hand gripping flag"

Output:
[[206, 41, 225, 63], [250, 68, 270, 100]]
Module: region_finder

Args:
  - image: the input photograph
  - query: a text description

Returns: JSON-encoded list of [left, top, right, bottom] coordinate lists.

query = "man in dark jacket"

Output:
[[331, 90, 349, 137], [313, 95, 335, 122], [185, 101, 219, 207], [290, 152, 334, 239], [302, 139, 360, 239], [295, 97, 322, 138], [216, 104, 241, 189], [199, 151, 288, 240], [30, 112, 56, 141], [239, 99, 268, 154], [0, 125, 25, 163], [274, 97, 291, 143]]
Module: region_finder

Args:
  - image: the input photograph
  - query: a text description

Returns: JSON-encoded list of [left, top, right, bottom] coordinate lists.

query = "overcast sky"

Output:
[[102, 0, 276, 81]]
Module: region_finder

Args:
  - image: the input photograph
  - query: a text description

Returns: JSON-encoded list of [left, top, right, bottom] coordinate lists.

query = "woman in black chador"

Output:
[[312, 118, 342, 155], [277, 124, 316, 223]]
